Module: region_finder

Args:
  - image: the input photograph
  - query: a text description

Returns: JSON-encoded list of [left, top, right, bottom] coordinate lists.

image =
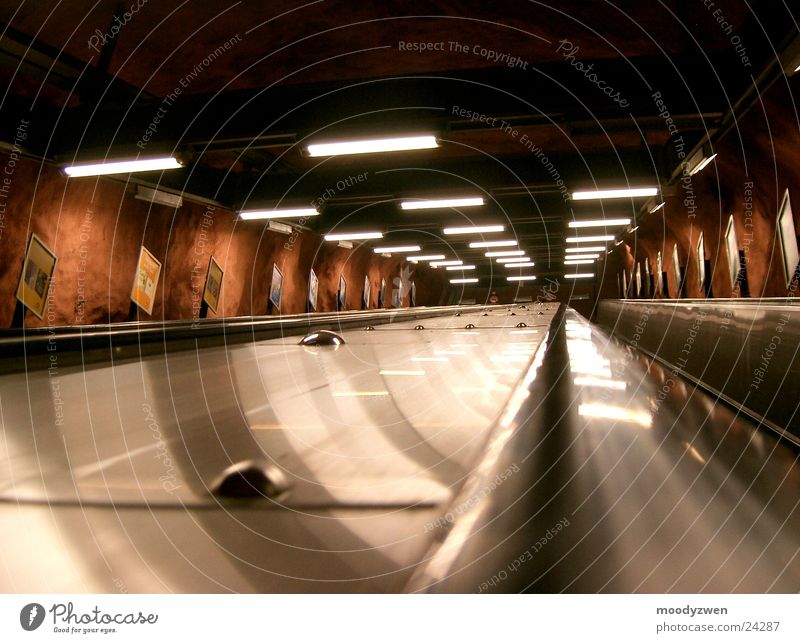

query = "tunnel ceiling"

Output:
[[0, 1, 796, 270]]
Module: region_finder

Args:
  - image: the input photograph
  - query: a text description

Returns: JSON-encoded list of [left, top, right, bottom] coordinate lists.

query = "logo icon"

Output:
[[20, 603, 45, 631]]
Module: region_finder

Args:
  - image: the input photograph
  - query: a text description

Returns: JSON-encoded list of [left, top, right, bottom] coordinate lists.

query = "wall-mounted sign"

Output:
[[337, 274, 347, 311], [378, 277, 386, 308], [724, 214, 741, 290], [672, 243, 682, 297], [410, 281, 417, 307], [131, 245, 161, 315], [362, 275, 371, 309], [308, 268, 319, 311], [656, 251, 663, 295], [621, 269, 628, 298], [696, 231, 706, 291], [16, 233, 57, 320], [269, 264, 283, 311], [777, 189, 799, 288], [635, 262, 642, 298], [203, 256, 223, 314]]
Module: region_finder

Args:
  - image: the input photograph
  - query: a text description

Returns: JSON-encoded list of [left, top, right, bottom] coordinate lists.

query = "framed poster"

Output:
[[635, 262, 642, 298], [777, 189, 799, 288], [269, 264, 283, 311], [337, 274, 347, 311], [131, 245, 162, 315], [203, 256, 223, 314], [378, 277, 386, 308], [410, 281, 417, 307], [672, 243, 682, 297], [644, 258, 650, 298], [656, 251, 663, 295], [308, 268, 319, 311], [724, 214, 741, 290], [16, 233, 57, 319], [621, 270, 628, 298], [362, 275, 371, 309], [696, 231, 706, 291]]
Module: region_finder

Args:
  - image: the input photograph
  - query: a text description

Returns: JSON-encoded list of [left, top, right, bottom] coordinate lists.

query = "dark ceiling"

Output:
[[0, 0, 796, 275]]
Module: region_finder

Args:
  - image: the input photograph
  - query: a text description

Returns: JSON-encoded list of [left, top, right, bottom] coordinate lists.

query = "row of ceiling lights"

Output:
[[60, 134, 719, 287]]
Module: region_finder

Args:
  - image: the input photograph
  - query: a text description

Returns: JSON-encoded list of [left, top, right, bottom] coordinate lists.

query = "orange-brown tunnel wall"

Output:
[[598, 76, 800, 302], [0, 156, 446, 327]]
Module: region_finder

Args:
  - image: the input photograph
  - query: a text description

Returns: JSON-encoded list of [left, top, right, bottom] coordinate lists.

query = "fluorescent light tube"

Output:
[[564, 273, 595, 279], [324, 231, 383, 241], [571, 187, 658, 200], [372, 245, 421, 253], [566, 246, 605, 253], [450, 278, 479, 284], [401, 197, 483, 210], [443, 224, 504, 234], [649, 201, 665, 213], [566, 235, 614, 243], [407, 254, 445, 261], [307, 135, 438, 157], [568, 218, 631, 228], [63, 156, 182, 177], [485, 250, 525, 257], [239, 207, 318, 220], [564, 253, 600, 260], [496, 256, 530, 263], [430, 260, 463, 267], [504, 262, 535, 268], [688, 153, 717, 176], [446, 264, 476, 270], [507, 276, 536, 281], [469, 240, 517, 248], [564, 259, 595, 265]]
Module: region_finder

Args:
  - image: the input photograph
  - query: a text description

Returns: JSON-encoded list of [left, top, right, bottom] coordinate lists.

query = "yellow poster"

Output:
[[130, 246, 161, 315], [16, 233, 57, 320], [203, 256, 223, 314]]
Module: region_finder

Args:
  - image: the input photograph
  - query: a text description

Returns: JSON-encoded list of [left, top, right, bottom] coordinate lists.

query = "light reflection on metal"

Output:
[[332, 391, 390, 397], [411, 356, 449, 362], [578, 403, 652, 428], [573, 377, 627, 390], [682, 441, 707, 464], [379, 370, 426, 376]]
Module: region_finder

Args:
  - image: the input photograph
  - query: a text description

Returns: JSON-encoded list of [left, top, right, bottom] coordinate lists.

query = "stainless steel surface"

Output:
[[409, 309, 800, 592], [596, 299, 800, 442], [0, 304, 557, 592], [3, 303, 798, 593]]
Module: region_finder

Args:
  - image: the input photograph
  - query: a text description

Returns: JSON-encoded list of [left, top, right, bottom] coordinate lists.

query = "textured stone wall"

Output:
[[0, 156, 445, 327]]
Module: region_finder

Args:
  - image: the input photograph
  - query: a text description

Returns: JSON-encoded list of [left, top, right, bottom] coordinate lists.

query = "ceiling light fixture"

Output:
[[324, 231, 383, 241], [446, 264, 476, 270], [63, 156, 183, 177], [496, 256, 531, 263], [649, 201, 666, 213], [485, 250, 525, 257], [430, 260, 463, 267], [469, 240, 518, 248], [443, 224, 504, 234], [402, 197, 484, 210], [407, 254, 446, 262], [568, 218, 631, 228], [372, 245, 421, 253], [564, 273, 595, 279], [450, 278, 479, 284], [564, 259, 595, 265], [564, 253, 600, 260], [239, 207, 318, 220], [566, 246, 605, 253], [507, 276, 537, 281], [504, 261, 535, 268], [566, 235, 614, 243], [687, 152, 717, 176], [134, 185, 183, 208], [307, 135, 438, 157], [571, 187, 658, 200]]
